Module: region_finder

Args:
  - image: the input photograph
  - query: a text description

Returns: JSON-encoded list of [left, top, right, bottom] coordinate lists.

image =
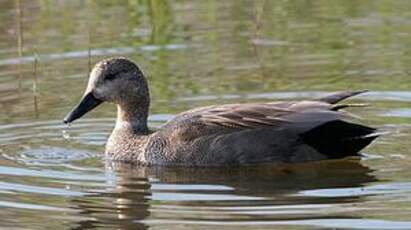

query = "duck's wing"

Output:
[[163, 100, 348, 135], [196, 101, 337, 130], [164, 90, 368, 131], [194, 90, 369, 130], [196, 102, 294, 129]]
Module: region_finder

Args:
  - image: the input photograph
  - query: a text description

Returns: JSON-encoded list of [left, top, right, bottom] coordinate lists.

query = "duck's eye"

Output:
[[105, 73, 116, 81]]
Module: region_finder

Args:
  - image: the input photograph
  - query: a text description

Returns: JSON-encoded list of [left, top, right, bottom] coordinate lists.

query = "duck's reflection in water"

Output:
[[70, 159, 376, 230]]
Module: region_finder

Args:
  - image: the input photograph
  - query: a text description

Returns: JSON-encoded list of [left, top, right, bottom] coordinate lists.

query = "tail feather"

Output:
[[332, 103, 369, 111], [301, 120, 378, 159], [319, 90, 368, 104]]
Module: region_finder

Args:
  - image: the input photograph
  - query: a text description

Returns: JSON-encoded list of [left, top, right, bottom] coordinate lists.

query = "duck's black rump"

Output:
[[301, 120, 378, 158]]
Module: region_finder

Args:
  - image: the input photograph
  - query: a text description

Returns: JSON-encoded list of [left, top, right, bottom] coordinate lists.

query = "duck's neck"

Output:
[[115, 100, 149, 135]]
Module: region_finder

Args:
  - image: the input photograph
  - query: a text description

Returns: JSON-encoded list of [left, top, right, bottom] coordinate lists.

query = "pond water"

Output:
[[1, 1, 411, 229]]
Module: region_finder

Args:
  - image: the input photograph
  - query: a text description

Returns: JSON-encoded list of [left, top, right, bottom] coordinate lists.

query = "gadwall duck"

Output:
[[64, 57, 379, 166]]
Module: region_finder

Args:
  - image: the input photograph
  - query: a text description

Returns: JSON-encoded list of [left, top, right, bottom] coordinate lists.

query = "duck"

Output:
[[63, 57, 379, 166]]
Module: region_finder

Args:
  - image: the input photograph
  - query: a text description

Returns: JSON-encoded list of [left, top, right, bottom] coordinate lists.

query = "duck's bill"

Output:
[[63, 92, 102, 124]]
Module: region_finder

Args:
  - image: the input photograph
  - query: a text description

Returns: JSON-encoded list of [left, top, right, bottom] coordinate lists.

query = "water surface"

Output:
[[1, 1, 411, 229]]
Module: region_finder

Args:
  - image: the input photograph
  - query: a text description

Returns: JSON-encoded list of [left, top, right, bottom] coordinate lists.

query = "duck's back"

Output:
[[145, 93, 378, 166]]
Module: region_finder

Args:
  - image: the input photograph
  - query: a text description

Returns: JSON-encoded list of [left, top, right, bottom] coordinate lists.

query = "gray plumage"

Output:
[[64, 57, 379, 166]]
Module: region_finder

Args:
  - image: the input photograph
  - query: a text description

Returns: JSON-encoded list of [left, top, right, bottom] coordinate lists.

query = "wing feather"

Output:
[[196, 101, 337, 129]]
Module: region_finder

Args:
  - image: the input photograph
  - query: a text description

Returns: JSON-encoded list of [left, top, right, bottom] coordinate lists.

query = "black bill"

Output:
[[63, 92, 102, 124]]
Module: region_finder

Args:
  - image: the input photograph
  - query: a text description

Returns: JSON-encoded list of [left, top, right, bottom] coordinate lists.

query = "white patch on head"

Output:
[[86, 64, 103, 92]]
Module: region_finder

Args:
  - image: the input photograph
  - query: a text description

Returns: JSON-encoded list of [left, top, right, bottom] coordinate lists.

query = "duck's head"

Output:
[[63, 57, 149, 124]]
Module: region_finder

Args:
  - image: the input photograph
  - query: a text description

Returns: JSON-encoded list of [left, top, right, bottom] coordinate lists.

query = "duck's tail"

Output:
[[301, 120, 379, 158], [318, 90, 368, 104]]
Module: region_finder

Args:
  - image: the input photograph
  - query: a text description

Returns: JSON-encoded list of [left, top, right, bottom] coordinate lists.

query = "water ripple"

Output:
[[0, 165, 105, 181], [0, 181, 84, 196], [0, 44, 193, 66]]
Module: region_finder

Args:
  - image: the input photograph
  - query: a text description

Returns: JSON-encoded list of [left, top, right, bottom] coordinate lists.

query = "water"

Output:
[[1, 1, 411, 229]]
